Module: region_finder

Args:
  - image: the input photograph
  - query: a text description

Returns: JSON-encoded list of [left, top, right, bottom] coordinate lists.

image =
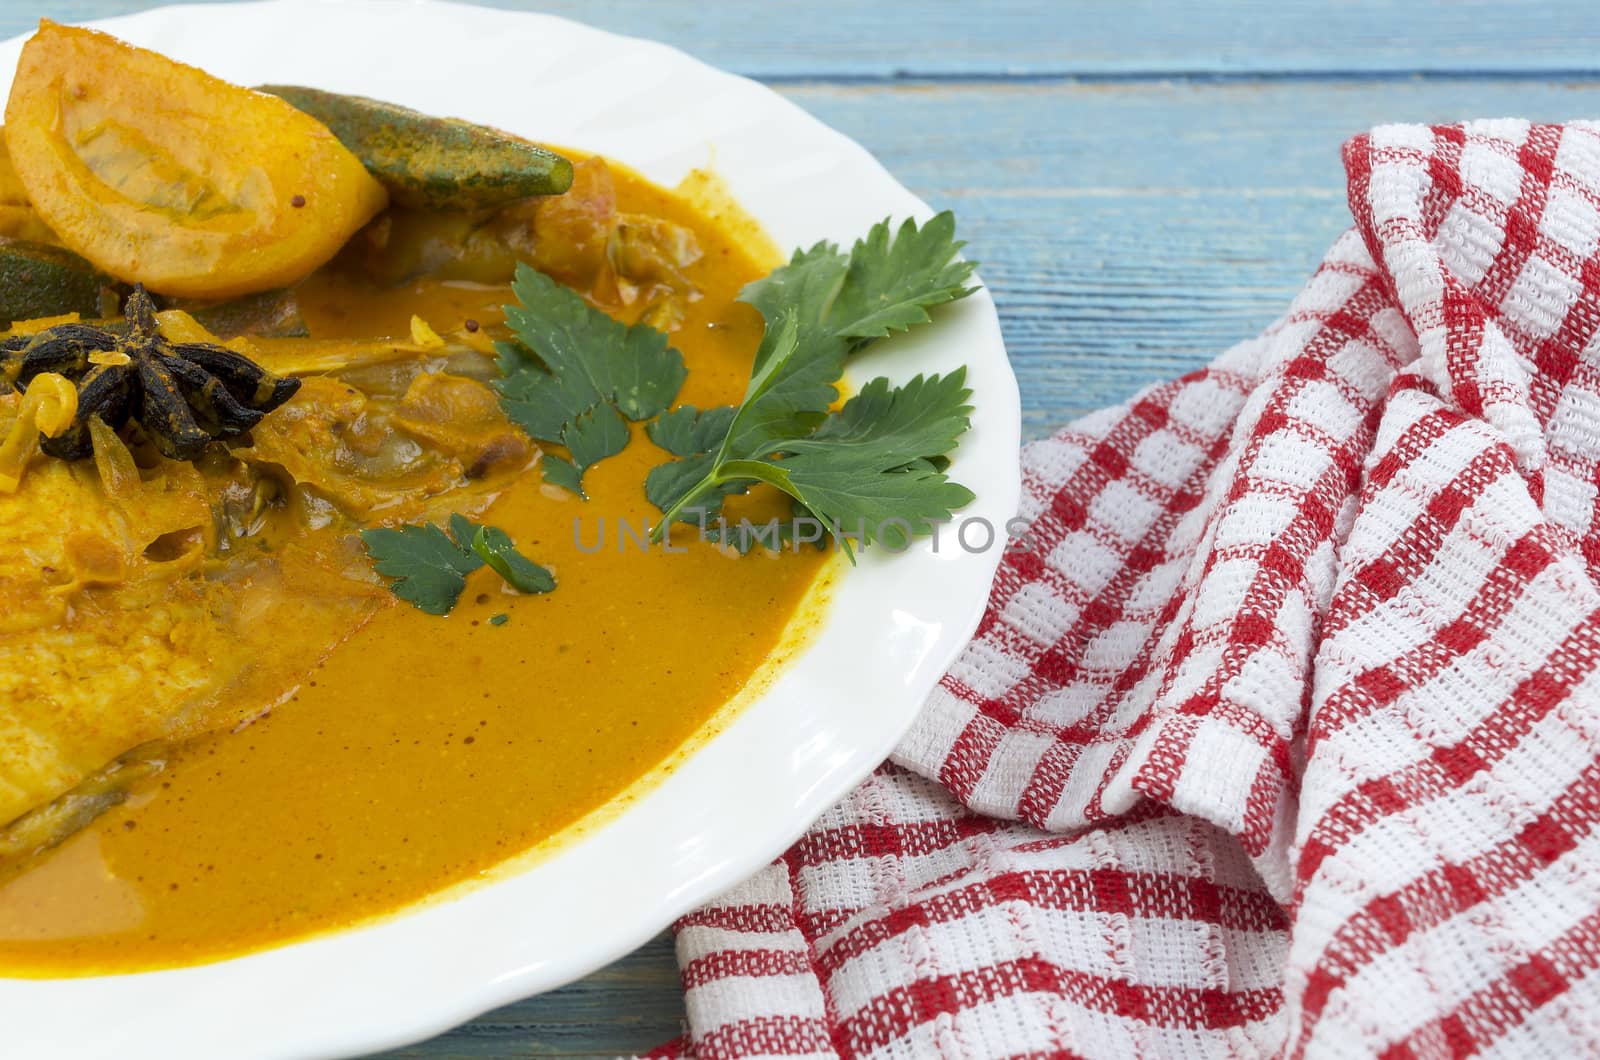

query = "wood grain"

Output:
[[11, 1, 1600, 1056], [378, 934, 686, 1058], [786, 78, 1600, 436], [9, 1, 1600, 78]]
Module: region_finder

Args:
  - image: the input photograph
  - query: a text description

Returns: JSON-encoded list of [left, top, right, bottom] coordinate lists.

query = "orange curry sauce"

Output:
[[0, 164, 828, 973]]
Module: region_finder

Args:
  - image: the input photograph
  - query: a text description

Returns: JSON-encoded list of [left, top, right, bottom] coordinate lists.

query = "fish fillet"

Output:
[[0, 347, 521, 839]]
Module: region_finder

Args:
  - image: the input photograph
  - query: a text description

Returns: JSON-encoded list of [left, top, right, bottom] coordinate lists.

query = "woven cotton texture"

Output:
[[658, 121, 1600, 1059]]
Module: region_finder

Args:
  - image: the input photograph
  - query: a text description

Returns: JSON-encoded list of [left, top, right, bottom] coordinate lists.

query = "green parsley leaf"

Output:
[[717, 213, 976, 463], [723, 286, 843, 464], [360, 522, 483, 615], [756, 372, 975, 551], [448, 513, 479, 551], [648, 213, 978, 550], [648, 404, 738, 456], [646, 313, 815, 527], [362, 515, 555, 614], [470, 525, 557, 595], [786, 370, 975, 469], [495, 265, 686, 497], [829, 213, 977, 344], [644, 405, 742, 523], [689, 371, 974, 554], [643, 450, 720, 523], [489, 613, 510, 627], [539, 454, 585, 496]]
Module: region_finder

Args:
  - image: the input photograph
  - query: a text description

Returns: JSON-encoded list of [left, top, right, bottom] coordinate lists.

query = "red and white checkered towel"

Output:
[[656, 121, 1600, 1059]]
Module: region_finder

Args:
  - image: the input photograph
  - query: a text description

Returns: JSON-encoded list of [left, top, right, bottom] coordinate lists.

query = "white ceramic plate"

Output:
[[0, 2, 1021, 1056]]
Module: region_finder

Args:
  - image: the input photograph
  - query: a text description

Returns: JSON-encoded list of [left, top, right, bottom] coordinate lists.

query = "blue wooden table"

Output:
[[12, 1, 1600, 1054]]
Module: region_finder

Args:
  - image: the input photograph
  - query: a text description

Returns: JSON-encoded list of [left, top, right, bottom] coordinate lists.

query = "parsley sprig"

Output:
[[361, 514, 554, 615], [493, 267, 686, 496], [647, 213, 978, 550]]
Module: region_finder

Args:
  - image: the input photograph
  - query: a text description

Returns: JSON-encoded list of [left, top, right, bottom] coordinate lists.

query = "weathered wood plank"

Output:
[[782, 78, 1600, 436], [374, 932, 684, 1058], [13, 0, 1600, 80]]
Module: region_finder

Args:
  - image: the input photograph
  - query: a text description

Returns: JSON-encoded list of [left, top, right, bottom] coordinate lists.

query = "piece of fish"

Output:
[[0, 336, 527, 862]]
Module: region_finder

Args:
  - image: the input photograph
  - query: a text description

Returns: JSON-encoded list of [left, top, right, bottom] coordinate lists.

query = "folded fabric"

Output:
[[657, 120, 1600, 1059]]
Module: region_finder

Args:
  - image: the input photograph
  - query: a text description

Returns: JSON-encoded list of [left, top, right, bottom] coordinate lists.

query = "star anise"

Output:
[[0, 285, 300, 461]]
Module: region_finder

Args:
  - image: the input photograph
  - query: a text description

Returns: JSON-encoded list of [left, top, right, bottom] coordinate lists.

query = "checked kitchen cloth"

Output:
[[656, 121, 1600, 1058]]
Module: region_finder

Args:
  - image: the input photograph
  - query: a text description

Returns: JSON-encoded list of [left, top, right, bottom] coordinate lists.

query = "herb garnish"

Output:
[[493, 267, 686, 497], [647, 213, 978, 550], [469, 523, 556, 594], [361, 513, 554, 615]]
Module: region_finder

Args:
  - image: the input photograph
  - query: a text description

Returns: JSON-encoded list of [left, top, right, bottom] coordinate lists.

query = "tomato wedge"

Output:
[[4, 21, 387, 299]]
